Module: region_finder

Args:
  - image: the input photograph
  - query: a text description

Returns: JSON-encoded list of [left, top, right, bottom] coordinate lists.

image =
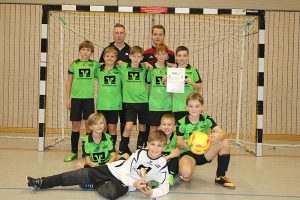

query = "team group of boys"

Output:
[[26, 24, 235, 199]]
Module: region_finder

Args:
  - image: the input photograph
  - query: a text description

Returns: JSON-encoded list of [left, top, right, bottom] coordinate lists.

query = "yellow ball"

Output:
[[188, 131, 211, 155]]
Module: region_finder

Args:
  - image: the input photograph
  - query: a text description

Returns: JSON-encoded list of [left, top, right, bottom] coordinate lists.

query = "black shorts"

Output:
[[97, 110, 119, 124], [180, 151, 211, 165], [173, 111, 188, 122], [149, 111, 172, 126], [70, 98, 95, 121], [124, 103, 149, 125]]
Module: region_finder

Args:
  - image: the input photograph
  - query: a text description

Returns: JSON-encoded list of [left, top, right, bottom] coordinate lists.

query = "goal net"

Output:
[[46, 11, 259, 153]]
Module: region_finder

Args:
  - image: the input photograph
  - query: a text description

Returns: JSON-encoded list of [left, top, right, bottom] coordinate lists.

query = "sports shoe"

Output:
[[27, 176, 43, 190], [215, 176, 235, 189], [79, 183, 96, 190], [118, 148, 132, 156], [169, 174, 175, 186], [64, 153, 78, 162]]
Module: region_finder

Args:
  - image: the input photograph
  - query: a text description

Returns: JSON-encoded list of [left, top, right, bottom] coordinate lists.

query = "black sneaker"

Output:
[[79, 183, 96, 190], [118, 147, 132, 156], [215, 176, 236, 189], [27, 176, 43, 190]]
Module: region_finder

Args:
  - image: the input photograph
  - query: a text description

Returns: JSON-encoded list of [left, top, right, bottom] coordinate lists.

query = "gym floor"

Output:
[[0, 137, 299, 200]]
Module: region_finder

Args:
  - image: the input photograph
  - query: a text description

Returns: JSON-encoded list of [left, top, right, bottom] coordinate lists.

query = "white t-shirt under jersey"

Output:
[[107, 149, 169, 198]]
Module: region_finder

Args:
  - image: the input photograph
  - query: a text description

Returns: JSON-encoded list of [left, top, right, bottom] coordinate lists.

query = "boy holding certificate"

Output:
[[172, 46, 202, 122]]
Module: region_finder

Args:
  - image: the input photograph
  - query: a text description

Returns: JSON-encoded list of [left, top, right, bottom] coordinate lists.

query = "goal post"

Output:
[[39, 5, 262, 155]]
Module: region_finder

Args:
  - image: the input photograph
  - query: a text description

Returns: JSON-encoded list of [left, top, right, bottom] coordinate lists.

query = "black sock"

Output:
[[119, 136, 130, 153], [143, 125, 150, 147], [216, 154, 230, 177], [137, 131, 146, 149], [71, 131, 80, 154], [110, 135, 117, 147], [168, 157, 179, 175]]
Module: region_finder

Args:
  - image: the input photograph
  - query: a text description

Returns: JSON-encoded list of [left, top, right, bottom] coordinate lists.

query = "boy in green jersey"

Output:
[[176, 92, 235, 189], [95, 47, 122, 148], [77, 113, 117, 169], [172, 46, 202, 122], [159, 114, 181, 186], [65, 40, 100, 162], [147, 44, 172, 135], [117, 46, 149, 154]]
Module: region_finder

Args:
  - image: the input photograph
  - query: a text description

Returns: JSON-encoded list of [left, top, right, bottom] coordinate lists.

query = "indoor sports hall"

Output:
[[0, 1, 299, 200]]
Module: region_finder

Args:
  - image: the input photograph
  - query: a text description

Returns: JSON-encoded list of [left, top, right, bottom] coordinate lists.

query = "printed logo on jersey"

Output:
[[137, 164, 152, 173], [155, 164, 161, 168], [92, 152, 106, 163], [155, 76, 163, 85], [128, 72, 140, 81], [104, 76, 116, 85], [79, 68, 91, 79]]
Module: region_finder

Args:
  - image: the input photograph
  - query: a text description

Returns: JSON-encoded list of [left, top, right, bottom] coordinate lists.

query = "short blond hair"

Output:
[[114, 23, 125, 30], [103, 47, 118, 57], [186, 92, 204, 105], [87, 113, 107, 127], [160, 114, 175, 125]]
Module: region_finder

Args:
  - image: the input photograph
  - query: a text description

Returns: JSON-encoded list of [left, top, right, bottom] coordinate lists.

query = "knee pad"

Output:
[[96, 181, 128, 200]]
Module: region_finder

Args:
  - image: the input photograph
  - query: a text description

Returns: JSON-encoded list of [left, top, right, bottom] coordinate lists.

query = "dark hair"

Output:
[[152, 25, 166, 35], [176, 46, 189, 55], [79, 40, 94, 53], [130, 46, 143, 55]]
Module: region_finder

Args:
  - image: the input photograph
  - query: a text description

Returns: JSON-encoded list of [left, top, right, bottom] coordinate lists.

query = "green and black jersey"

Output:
[[95, 64, 122, 110], [147, 64, 172, 111], [68, 59, 100, 98], [81, 132, 115, 164], [176, 114, 217, 152], [162, 133, 177, 156], [117, 62, 149, 103], [172, 64, 202, 112]]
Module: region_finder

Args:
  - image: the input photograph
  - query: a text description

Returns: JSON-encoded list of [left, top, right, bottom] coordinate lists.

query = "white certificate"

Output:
[[167, 68, 185, 93]]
